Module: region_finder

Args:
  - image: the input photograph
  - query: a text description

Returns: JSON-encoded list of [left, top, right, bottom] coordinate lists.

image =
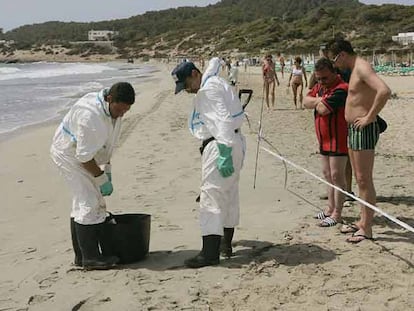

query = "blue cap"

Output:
[[171, 62, 197, 94]]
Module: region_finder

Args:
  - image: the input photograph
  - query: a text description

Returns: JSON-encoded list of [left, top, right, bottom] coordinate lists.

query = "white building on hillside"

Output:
[[88, 30, 119, 41], [0, 39, 15, 45], [392, 32, 414, 46]]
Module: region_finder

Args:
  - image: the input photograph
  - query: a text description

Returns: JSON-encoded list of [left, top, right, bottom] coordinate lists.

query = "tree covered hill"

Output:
[[2, 0, 414, 57]]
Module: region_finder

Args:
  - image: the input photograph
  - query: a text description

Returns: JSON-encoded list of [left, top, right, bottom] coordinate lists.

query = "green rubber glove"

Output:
[[95, 173, 113, 196], [216, 143, 234, 178], [100, 181, 113, 196]]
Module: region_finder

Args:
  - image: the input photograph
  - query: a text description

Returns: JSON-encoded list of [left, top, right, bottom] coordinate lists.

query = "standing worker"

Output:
[[50, 82, 135, 269], [228, 61, 239, 86], [171, 58, 246, 268]]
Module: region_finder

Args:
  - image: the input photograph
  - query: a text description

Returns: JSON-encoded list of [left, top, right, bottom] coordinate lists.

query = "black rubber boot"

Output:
[[220, 228, 234, 258], [75, 222, 119, 270], [70, 218, 82, 267], [185, 235, 221, 268], [98, 218, 116, 257]]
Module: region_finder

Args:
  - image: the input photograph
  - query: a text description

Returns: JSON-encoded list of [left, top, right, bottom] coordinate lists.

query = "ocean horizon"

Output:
[[0, 61, 157, 137]]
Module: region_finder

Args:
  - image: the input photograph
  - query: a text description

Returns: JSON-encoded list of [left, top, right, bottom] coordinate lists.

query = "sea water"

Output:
[[0, 61, 157, 136]]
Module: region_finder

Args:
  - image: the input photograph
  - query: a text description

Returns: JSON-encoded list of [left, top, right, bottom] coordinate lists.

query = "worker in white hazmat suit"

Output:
[[172, 58, 246, 268], [50, 82, 135, 270], [228, 61, 239, 86]]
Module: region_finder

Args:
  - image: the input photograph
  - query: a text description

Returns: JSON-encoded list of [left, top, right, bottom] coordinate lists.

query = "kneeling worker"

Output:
[[50, 82, 135, 270], [172, 58, 246, 268]]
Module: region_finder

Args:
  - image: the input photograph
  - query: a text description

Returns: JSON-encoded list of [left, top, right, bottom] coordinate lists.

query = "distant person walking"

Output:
[[327, 39, 391, 243], [288, 56, 308, 109], [262, 54, 280, 111], [277, 52, 286, 79], [229, 61, 239, 86], [200, 56, 205, 71]]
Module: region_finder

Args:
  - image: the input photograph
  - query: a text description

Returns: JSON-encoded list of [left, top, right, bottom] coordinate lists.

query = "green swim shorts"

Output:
[[348, 121, 380, 150]]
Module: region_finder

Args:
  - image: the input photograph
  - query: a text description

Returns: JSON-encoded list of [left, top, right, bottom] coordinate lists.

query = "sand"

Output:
[[0, 63, 413, 311]]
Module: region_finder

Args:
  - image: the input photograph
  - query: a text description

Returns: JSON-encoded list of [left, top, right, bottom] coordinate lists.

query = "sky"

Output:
[[0, 0, 413, 32]]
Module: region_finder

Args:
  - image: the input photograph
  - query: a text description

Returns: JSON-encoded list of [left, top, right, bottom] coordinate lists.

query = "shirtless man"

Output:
[[328, 39, 391, 243]]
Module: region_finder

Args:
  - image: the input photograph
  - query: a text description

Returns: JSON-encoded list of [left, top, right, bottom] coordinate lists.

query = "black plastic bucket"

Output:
[[105, 213, 151, 264]]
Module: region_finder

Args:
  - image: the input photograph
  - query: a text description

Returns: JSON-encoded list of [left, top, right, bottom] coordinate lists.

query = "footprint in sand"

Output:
[[33, 269, 60, 289], [27, 292, 55, 305], [158, 224, 182, 231]]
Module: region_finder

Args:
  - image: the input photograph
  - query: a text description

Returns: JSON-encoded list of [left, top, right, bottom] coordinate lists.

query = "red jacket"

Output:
[[307, 76, 348, 155]]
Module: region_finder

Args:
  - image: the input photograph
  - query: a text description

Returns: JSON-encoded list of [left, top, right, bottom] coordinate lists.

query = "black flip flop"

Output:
[[340, 223, 359, 234], [346, 233, 373, 244]]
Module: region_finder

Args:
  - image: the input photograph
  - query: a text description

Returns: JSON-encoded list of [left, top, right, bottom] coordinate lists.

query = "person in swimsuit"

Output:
[[288, 56, 308, 109], [304, 58, 349, 227], [277, 52, 286, 79], [308, 50, 355, 202], [262, 54, 280, 111], [328, 39, 391, 243]]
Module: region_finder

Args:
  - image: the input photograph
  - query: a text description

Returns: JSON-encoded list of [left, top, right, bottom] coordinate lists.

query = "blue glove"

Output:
[[216, 143, 234, 178], [95, 172, 113, 196]]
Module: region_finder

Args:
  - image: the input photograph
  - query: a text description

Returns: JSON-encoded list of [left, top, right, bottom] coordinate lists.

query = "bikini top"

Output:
[[263, 61, 275, 78], [292, 67, 303, 76]]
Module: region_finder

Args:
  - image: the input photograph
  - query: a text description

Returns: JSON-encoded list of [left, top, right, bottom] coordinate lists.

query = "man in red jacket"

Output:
[[304, 58, 349, 227]]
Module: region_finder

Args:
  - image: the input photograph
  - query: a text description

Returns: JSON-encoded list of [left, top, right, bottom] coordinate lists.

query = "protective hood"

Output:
[[201, 57, 225, 88], [96, 87, 111, 117]]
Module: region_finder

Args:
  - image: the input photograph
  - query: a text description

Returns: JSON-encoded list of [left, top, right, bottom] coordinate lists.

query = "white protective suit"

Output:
[[189, 57, 246, 236], [228, 63, 239, 85], [50, 89, 121, 225]]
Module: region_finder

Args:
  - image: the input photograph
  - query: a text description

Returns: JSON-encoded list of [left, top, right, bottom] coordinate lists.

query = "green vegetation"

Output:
[[2, 0, 414, 56]]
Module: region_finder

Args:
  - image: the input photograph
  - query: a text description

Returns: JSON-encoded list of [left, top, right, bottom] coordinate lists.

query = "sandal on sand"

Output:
[[314, 211, 330, 220], [318, 217, 339, 227], [346, 232, 373, 244], [340, 223, 359, 234]]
